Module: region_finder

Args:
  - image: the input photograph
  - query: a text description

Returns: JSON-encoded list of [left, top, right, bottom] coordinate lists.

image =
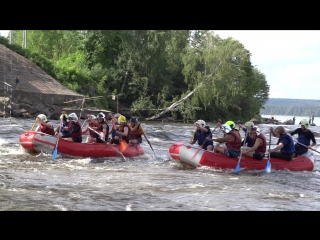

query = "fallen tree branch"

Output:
[[145, 62, 222, 121]]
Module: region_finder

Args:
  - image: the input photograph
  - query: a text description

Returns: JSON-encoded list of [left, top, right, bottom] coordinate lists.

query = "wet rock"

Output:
[[283, 119, 294, 125]]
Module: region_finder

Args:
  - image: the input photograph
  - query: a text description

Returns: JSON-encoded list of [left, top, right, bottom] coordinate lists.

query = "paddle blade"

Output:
[[234, 162, 240, 173], [52, 148, 58, 159], [119, 140, 128, 152], [30, 118, 38, 131], [265, 160, 271, 173]]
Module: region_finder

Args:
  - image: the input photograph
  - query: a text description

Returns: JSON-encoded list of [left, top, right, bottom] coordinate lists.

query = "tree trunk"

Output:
[[146, 90, 195, 121]]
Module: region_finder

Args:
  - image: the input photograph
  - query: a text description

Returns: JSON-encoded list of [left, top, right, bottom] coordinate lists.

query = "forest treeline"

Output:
[[0, 30, 269, 122], [260, 98, 320, 117]]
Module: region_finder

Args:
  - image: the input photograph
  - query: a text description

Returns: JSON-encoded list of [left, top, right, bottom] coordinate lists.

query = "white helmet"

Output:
[[244, 121, 254, 128], [97, 112, 105, 121], [90, 115, 97, 120], [250, 126, 261, 136], [37, 114, 47, 122], [299, 119, 309, 129], [68, 112, 78, 122], [221, 124, 232, 133], [194, 120, 206, 127]]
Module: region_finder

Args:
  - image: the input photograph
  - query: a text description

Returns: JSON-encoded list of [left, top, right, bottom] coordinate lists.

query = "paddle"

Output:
[[190, 127, 217, 161], [30, 118, 38, 131], [294, 141, 320, 154], [52, 117, 63, 159], [264, 130, 272, 173], [140, 125, 156, 158], [52, 138, 59, 159], [88, 126, 127, 161], [81, 119, 87, 128], [189, 127, 197, 144], [119, 139, 128, 153], [234, 129, 248, 173]]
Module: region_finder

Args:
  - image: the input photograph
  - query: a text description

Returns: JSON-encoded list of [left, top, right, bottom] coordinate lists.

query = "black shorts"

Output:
[[294, 144, 308, 156], [96, 137, 105, 143], [110, 138, 120, 144], [253, 153, 264, 160], [270, 152, 292, 161], [223, 149, 240, 158], [72, 136, 82, 143]]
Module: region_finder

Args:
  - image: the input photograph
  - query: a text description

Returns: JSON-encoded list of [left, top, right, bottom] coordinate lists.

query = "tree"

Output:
[[146, 31, 266, 121]]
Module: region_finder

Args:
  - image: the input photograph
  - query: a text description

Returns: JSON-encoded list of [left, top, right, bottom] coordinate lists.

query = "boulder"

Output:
[[283, 119, 294, 125], [12, 109, 27, 117]]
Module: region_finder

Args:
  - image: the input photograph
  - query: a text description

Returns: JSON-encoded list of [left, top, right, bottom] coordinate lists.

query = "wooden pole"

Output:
[[117, 95, 119, 113]]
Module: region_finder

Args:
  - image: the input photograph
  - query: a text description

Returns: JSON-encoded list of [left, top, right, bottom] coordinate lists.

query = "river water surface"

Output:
[[1, 117, 320, 211]]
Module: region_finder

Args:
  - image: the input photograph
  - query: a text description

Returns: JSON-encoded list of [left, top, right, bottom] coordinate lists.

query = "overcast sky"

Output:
[[1, 30, 320, 100], [213, 30, 320, 100]]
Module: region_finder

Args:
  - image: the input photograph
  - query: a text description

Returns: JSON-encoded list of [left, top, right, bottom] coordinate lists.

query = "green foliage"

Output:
[[1, 30, 271, 122], [131, 96, 155, 116]]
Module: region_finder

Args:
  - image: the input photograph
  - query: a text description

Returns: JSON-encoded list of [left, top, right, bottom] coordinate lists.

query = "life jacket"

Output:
[[226, 130, 241, 151], [40, 121, 55, 136], [88, 123, 99, 138], [119, 123, 130, 142], [68, 121, 82, 138], [278, 133, 295, 154], [254, 134, 267, 154], [129, 125, 143, 139], [97, 121, 109, 142], [234, 129, 242, 143]]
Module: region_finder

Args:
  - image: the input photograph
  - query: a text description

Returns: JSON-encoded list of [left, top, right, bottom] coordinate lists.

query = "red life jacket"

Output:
[[69, 121, 82, 138], [97, 121, 109, 142], [130, 125, 142, 139], [226, 130, 241, 151], [40, 121, 54, 136], [255, 134, 267, 154], [119, 124, 130, 142], [89, 123, 99, 138]]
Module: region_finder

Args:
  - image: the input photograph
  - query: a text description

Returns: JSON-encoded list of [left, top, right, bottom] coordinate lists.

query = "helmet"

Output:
[[37, 114, 47, 122], [97, 112, 105, 120], [90, 115, 97, 120], [221, 124, 232, 133], [62, 114, 68, 122], [130, 117, 137, 123], [245, 121, 254, 128], [194, 120, 206, 127], [299, 119, 309, 129], [68, 112, 78, 122], [226, 121, 235, 129], [251, 126, 261, 136], [60, 114, 68, 120], [114, 113, 121, 118], [118, 115, 127, 123]]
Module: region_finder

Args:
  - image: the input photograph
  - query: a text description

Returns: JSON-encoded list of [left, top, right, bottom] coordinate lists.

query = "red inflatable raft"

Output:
[[169, 142, 315, 171], [19, 131, 145, 158]]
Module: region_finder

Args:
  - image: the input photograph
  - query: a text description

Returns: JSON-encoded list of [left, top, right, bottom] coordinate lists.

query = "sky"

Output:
[[213, 30, 320, 100], [1, 30, 320, 100]]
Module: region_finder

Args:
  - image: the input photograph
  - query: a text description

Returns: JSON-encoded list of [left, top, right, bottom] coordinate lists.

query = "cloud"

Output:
[[0, 30, 9, 37], [213, 30, 320, 99]]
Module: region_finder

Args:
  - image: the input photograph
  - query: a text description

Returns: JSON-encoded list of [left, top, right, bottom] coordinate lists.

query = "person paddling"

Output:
[[190, 120, 213, 151], [290, 119, 316, 158]]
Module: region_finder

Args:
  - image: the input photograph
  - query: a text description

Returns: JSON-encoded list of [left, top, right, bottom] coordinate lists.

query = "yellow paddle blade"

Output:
[[30, 118, 39, 131]]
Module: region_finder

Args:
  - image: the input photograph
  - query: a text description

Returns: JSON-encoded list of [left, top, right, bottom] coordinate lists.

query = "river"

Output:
[[1, 117, 320, 211]]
